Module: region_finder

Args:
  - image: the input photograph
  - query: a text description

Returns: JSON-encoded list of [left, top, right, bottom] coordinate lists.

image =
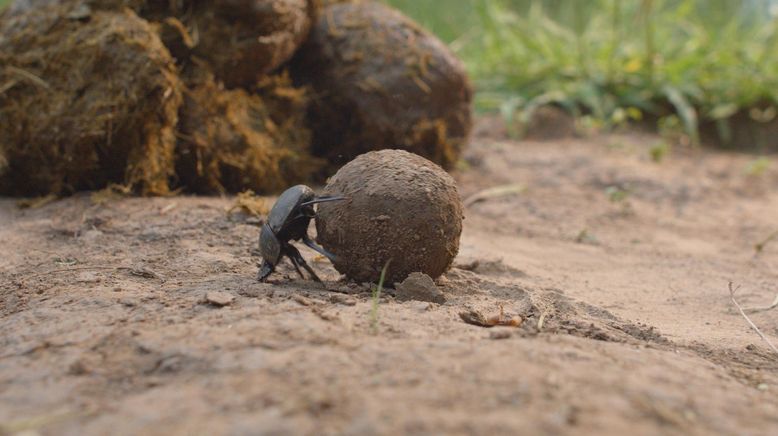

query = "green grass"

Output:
[[387, 0, 778, 147], [3, 0, 774, 146], [370, 261, 391, 335]]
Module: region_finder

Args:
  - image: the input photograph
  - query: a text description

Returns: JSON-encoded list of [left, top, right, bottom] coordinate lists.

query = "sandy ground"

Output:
[[2, 120, 778, 435]]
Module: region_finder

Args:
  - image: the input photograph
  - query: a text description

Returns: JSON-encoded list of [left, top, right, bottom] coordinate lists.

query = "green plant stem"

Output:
[[370, 260, 391, 335]]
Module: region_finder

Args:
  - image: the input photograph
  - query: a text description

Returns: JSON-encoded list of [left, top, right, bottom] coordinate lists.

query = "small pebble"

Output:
[[329, 294, 357, 306], [411, 301, 433, 312], [292, 294, 313, 306], [489, 330, 513, 340], [205, 291, 234, 307], [119, 298, 138, 307]]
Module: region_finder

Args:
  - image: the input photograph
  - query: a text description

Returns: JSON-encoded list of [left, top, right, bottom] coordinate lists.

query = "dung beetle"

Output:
[[258, 185, 345, 282]]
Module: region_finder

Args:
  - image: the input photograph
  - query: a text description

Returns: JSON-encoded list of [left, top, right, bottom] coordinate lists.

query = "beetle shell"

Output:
[[259, 223, 282, 266], [267, 185, 316, 232]]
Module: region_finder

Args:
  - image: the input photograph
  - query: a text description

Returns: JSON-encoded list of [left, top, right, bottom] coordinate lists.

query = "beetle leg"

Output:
[[286, 244, 322, 282], [285, 249, 306, 280], [300, 196, 347, 207], [303, 235, 337, 262]]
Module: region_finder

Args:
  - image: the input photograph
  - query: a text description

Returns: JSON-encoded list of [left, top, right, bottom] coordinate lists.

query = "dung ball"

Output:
[[316, 150, 464, 284], [291, 1, 473, 170]]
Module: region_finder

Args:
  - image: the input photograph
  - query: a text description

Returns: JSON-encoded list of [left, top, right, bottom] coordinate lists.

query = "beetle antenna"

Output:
[[301, 196, 347, 206]]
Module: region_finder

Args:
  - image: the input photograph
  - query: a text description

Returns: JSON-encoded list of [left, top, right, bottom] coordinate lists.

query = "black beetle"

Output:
[[258, 185, 345, 282]]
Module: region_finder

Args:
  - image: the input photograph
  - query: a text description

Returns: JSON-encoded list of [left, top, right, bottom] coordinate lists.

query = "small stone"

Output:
[[68, 359, 90, 375], [394, 272, 447, 304], [292, 294, 313, 306], [757, 383, 769, 391], [80, 229, 103, 242], [119, 298, 138, 307], [489, 329, 513, 340], [329, 294, 357, 306], [76, 272, 101, 284], [410, 301, 433, 312], [205, 291, 234, 307]]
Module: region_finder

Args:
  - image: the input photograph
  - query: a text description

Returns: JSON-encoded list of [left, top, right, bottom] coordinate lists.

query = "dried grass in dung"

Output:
[[118, 0, 316, 88], [175, 67, 323, 194], [194, 0, 314, 88], [0, 4, 182, 196], [291, 1, 473, 169], [11, 1, 315, 87]]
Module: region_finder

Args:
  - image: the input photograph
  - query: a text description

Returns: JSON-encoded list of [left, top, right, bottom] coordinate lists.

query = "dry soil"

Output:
[[1, 119, 778, 435]]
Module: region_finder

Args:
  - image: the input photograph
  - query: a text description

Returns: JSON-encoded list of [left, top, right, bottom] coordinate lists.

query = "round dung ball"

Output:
[[316, 149, 463, 284], [291, 1, 473, 170]]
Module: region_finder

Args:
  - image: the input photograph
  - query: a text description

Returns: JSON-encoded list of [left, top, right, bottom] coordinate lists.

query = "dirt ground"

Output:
[[2, 118, 778, 435]]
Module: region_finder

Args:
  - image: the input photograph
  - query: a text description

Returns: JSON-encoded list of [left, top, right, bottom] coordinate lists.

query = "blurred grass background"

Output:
[[386, 0, 778, 147], [2, 0, 775, 146]]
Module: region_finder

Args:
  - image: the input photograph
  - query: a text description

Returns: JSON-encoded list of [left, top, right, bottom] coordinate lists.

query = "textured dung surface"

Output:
[[316, 150, 463, 283], [292, 1, 473, 169], [1, 0, 322, 196], [14, 1, 315, 88], [177, 0, 314, 88], [0, 4, 182, 196], [175, 67, 322, 194]]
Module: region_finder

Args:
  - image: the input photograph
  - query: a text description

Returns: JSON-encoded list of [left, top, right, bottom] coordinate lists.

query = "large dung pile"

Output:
[[316, 150, 464, 284], [0, 0, 473, 196], [183, 0, 315, 88], [0, 4, 181, 196], [292, 1, 473, 169], [113, 0, 316, 88], [175, 67, 323, 193]]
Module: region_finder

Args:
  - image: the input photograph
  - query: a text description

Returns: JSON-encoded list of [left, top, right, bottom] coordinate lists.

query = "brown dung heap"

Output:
[[292, 1, 473, 169], [175, 67, 323, 193], [0, 0, 474, 197], [0, 4, 182, 196], [140, 0, 316, 88], [316, 150, 464, 284]]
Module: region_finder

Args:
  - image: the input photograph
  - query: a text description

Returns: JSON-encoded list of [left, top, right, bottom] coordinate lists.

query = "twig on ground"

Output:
[[729, 282, 778, 356], [463, 184, 526, 207], [744, 294, 778, 314], [754, 230, 778, 254], [537, 310, 548, 331]]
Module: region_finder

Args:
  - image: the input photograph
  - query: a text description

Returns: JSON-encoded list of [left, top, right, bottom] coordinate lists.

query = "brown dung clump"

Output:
[[0, 4, 182, 196], [0, 0, 475, 197], [291, 1, 473, 169], [113, 0, 316, 88], [316, 149, 464, 284], [175, 67, 323, 194]]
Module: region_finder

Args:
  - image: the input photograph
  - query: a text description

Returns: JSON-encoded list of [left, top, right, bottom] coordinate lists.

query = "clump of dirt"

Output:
[[524, 106, 577, 140], [444, 269, 668, 344], [316, 149, 464, 283], [175, 67, 323, 194], [291, 1, 473, 169], [394, 272, 446, 304], [0, 4, 182, 196], [147, 0, 316, 88], [18, 0, 316, 82]]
